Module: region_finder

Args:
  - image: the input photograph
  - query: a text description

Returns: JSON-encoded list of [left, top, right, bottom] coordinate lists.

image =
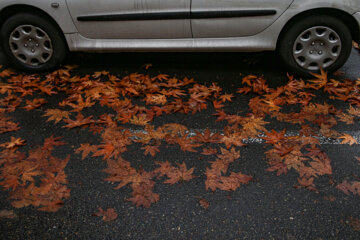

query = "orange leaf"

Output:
[[75, 143, 98, 160], [94, 207, 118, 222], [43, 109, 70, 124], [338, 134, 358, 145], [199, 199, 210, 209]]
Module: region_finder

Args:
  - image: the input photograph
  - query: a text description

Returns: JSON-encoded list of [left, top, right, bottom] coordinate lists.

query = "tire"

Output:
[[0, 13, 67, 72], [278, 15, 352, 77]]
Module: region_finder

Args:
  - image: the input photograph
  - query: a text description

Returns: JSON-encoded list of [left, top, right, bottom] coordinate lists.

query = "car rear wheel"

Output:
[[278, 15, 352, 77], [0, 13, 67, 72]]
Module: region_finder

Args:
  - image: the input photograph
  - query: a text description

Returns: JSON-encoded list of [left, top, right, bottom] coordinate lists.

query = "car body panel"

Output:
[[0, 0, 360, 52], [65, 0, 192, 39], [191, 0, 293, 38], [0, 0, 77, 33]]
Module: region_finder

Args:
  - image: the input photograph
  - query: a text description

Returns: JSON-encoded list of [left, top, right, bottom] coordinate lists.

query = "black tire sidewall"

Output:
[[0, 13, 66, 72], [278, 15, 352, 77]]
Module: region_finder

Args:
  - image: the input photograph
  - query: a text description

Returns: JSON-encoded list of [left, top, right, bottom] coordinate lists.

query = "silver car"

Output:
[[0, 0, 360, 75]]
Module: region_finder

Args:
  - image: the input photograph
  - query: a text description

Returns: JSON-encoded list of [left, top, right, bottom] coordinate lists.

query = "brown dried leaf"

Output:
[[338, 134, 358, 146], [94, 207, 118, 222], [199, 199, 210, 209], [43, 109, 71, 124], [0, 209, 17, 219]]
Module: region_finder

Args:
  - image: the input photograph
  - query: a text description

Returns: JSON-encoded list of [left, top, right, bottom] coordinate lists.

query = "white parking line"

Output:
[[128, 129, 360, 145]]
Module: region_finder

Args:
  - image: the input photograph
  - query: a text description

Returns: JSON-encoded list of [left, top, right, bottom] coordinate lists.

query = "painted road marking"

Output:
[[128, 129, 360, 145]]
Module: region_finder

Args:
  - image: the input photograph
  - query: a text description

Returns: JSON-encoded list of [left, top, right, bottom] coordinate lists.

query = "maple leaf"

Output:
[[199, 199, 210, 209], [201, 147, 218, 155], [213, 110, 228, 122], [62, 113, 94, 129], [145, 94, 167, 105], [205, 167, 252, 192], [75, 143, 98, 160], [296, 177, 316, 191], [242, 75, 258, 86], [0, 210, 17, 219], [285, 78, 305, 92], [93, 143, 115, 160], [220, 132, 245, 149], [336, 180, 360, 196], [154, 161, 175, 178], [92, 71, 109, 79], [103, 157, 137, 189], [64, 64, 78, 70], [0, 68, 15, 77], [0, 137, 70, 212], [142, 63, 153, 69], [336, 112, 354, 124], [237, 86, 252, 95], [348, 105, 360, 117], [161, 123, 188, 136], [160, 88, 186, 98], [192, 128, 221, 143], [0, 137, 26, 149], [212, 100, 224, 109], [21, 167, 43, 183], [176, 136, 202, 152], [320, 124, 340, 139], [263, 99, 281, 112], [219, 94, 234, 103], [93, 208, 118, 222], [307, 69, 328, 90], [152, 74, 169, 81], [266, 162, 288, 176], [217, 147, 241, 163], [66, 95, 95, 112], [338, 134, 358, 145], [307, 155, 332, 177], [216, 172, 253, 191], [163, 162, 195, 185], [209, 159, 230, 175], [128, 187, 160, 208], [129, 115, 150, 126], [273, 144, 294, 157], [348, 217, 360, 232], [262, 129, 286, 145], [33, 84, 57, 95], [142, 145, 160, 157], [241, 116, 268, 136], [117, 168, 160, 208], [43, 135, 67, 149], [208, 82, 222, 96], [22, 98, 47, 111], [43, 109, 71, 124]]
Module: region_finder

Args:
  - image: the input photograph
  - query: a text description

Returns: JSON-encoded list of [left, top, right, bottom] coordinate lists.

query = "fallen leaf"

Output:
[[199, 199, 210, 209], [94, 207, 118, 222], [43, 109, 71, 124], [0, 209, 17, 219], [338, 134, 358, 145], [348, 217, 360, 231]]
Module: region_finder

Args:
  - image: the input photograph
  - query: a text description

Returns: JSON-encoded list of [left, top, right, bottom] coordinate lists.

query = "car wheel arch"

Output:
[[276, 8, 360, 50], [0, 4, 69, 51]]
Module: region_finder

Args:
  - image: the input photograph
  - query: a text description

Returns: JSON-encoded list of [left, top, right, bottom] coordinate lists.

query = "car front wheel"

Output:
[[0, 13, 67, 72], [278, 15, 352, 77]]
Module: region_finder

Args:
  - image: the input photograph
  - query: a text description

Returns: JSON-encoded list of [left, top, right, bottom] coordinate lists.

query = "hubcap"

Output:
[[292, 26, 341, 71], [9, 25, 53, 66]]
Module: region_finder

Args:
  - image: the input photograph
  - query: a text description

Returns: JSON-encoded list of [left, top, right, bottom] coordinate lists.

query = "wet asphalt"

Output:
[[0, 49, 360, 239]]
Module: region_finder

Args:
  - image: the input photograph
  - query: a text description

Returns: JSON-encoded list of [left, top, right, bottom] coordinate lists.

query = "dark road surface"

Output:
[[0, 49, 360, 239]]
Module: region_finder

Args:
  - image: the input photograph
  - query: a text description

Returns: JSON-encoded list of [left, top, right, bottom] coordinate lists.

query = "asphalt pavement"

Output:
[[0, 49, 360, 239]]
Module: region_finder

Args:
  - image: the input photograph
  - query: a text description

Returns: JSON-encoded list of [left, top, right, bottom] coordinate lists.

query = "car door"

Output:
[[191, 0, 294, 38], [65, 0, 191, 39]]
